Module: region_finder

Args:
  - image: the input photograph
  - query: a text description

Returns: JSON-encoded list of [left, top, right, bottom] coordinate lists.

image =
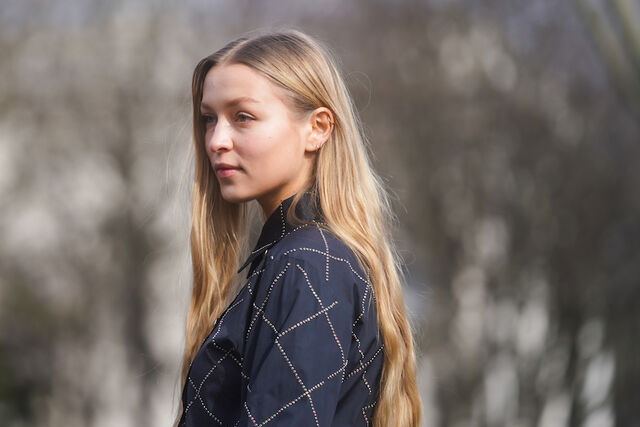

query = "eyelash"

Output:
[[201, 113, 253, 124], [236, 113, 253, 122], [202, 115, 217, 124]]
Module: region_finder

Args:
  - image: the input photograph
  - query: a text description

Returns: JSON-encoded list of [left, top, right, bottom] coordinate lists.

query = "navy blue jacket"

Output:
[[179, 193, 384, 426]]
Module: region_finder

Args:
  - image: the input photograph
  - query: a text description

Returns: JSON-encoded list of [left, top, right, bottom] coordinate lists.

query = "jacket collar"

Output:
[[237, 191, 320, 275]]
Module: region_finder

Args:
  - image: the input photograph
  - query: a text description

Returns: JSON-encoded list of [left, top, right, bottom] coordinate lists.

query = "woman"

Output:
[[177, 30, 421, 426]]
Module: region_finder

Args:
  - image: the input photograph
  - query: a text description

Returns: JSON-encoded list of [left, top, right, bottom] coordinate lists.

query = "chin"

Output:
[[219, 188, 255, 204]]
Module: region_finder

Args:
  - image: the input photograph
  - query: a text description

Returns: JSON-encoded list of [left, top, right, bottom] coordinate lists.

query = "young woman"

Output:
[[176, 30, 421, 426]]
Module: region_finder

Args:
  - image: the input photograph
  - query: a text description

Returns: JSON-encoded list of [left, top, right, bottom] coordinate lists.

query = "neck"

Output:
[[258, 192, 294, 218]]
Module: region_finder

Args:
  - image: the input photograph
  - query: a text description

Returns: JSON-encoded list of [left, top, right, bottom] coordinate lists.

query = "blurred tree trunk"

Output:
[[573, 1, 640, 425], [574, 0, 640, 117]]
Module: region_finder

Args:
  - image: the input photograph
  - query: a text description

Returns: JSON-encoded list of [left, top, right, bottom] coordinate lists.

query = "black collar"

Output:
[[237, 192, 321, 275]]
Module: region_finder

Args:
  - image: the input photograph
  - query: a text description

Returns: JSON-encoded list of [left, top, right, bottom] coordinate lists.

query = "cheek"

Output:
[[240, 123, 304, 166], [235, 135, 277, 168]]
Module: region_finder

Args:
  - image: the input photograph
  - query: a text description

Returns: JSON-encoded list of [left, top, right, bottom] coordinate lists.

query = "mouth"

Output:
[[214, 163, 241, 178]]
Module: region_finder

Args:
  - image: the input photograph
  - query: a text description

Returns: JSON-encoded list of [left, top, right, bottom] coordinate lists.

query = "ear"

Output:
[[304, 107, 334, 152]]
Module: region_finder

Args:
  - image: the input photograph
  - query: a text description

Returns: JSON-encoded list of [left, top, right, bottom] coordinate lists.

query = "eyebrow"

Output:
[[200, 96, 261, 111]]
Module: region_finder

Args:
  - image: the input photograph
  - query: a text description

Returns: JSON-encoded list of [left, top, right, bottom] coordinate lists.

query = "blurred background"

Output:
[[1, 0, 639, 426]]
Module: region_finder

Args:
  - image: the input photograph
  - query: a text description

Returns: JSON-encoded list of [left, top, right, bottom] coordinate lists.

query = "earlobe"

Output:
[[306, 107, 334, 152]]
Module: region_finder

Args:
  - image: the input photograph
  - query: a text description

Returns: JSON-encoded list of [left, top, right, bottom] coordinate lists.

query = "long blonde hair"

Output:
[[179, 30, 421, 426]]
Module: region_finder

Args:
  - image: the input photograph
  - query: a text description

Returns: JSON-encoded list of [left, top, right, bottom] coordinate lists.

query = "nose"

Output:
[[205, 118, 233, 154]]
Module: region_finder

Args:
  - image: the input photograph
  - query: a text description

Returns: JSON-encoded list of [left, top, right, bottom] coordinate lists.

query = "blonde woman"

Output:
[[177, 30, 421, 426]]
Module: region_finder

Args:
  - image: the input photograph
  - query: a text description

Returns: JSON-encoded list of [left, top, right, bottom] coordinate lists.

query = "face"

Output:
[[200, 63, 315, 216]]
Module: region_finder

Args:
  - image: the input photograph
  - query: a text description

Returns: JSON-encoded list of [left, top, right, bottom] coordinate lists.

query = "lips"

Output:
[[214, 162, 240, 178]]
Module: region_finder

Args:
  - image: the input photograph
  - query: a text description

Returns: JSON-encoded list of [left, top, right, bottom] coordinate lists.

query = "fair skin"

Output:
[[200, 62, 334, 216]]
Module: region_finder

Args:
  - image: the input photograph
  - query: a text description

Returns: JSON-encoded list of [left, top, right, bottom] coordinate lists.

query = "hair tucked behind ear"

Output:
[[178, 30, 421, 426]]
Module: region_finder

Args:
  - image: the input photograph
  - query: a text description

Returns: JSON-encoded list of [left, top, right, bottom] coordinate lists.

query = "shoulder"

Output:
[[267, 223, 369, 286], [257, 223, 373, 318]]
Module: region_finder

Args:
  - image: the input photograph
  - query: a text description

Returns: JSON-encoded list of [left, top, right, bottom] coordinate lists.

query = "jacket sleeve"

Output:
[[238, 255, 355, 426]]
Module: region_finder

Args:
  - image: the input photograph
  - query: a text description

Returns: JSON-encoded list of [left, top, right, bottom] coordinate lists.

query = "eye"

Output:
[[202, 114, 217, 125], [236, 112, 253, 123]]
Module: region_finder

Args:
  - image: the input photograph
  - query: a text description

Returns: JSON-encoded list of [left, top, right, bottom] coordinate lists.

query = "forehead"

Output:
[[201, 63, 287, 109]]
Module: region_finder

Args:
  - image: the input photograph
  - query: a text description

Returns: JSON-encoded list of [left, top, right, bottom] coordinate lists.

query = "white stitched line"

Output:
[[353, 311, 364, 328], [282, 247, 370, 285], [245, 263, 291, 341], [362, 401, 376, 427], [296, 264, 346, 365], [254, 308, 323, 427], [183, 348, 233, 416], [278, 302, 338, 338], [361, 370, 372, 394], [274, 338, 320, 427], [251, 243, 273, 255], [256, 306, 279, 334], [184, 298, 243, 416], [246, 268, 266, 297], [351, 331, 370, 390], [248, 268, 266, 279], [211, 341, 243, 368], [344, 345, 384, 381], [360, 284, 370, 318], [257, 380, 326, 426], [197, 393, 224, 425], [212, 297, 245, 341], [245, 222, 313, 263], [279, 204, 285, 238], [316, 223, 330, 282], [183, 377, 198, 413], [244, 402, 259, 426], [326, 359, 348, 380]]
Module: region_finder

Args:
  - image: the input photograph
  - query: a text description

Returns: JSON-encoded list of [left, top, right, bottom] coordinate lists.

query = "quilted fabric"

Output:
[[179, 192, 384, 426]]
